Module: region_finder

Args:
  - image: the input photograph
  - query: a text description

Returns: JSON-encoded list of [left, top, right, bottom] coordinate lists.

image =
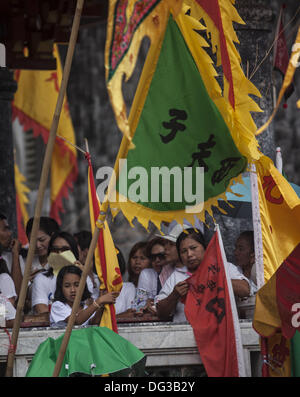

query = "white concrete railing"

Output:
[[0, 320, 261, 377]]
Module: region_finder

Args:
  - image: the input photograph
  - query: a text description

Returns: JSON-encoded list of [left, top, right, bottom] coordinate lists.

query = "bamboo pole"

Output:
[[5, 0, 85, 377], [52, 226, 100, 376], [52, 138, 100, 376]]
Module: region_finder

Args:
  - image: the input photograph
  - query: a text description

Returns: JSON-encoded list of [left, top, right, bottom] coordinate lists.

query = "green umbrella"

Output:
[[26, 326, 146, 377]]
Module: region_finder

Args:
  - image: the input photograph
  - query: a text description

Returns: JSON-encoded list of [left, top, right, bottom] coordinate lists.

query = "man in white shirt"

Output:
[[0, 213, 24, 296]]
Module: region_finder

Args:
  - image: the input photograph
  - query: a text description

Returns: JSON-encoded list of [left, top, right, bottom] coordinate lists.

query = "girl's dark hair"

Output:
[[44, 231, 79, 278], [0, 258, 9, 275], [48, 231, 79, 259], [176, 228, 207, 260], [127, 241, 148, 284], [26, 217, 60, 239], [0, 244, 9, 274], [53, 265, 91, 303], [116, 246, 126, 276]]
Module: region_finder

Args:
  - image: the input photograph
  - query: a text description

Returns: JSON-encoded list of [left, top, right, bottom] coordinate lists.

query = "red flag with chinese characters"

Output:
[[184, 230, 245, 377], [86, 153, 123, 333]]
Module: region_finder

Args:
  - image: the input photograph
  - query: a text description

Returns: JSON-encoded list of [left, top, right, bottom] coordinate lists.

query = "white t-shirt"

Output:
[[0, 296, 16, 321], [31, 270, 99, 311], [233, 265, 258, 296], [88, 273, 101, 300], [154, 266, 189, 323], [50, 301, 95, 327], [31, 272, 57, 310], [31, 256, 50, 273], [155, 262, 256, 323], [0, 273, 17, 300], [0, 273, 17, 322], [2, 252, 25, 276], [115, 282, 136, 315], [137, 268, 160, 299]]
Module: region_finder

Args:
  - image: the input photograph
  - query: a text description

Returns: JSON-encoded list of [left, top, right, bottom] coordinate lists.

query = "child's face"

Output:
[[130, 248, 150, 275], [62, 272, 81, 306]]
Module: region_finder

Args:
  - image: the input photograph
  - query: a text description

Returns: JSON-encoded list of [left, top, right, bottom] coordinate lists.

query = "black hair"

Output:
[[43, 231, 79, 278], [116, 246, 126, 276], [0, 214, 7, 221], [127, 241, 149, 284], [48, 231, 79, 260], [0, 258, 9, 275], [145, 237, 166, 258], [73, 230, 92, 251], [0, 241, 9, 274], [53, 265, 91, 303], [237, 231, 254, 252], [26, 217, 60, 239], [176, 228, 207, 260]]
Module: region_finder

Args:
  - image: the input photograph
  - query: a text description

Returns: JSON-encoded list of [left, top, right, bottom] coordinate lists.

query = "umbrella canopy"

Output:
[[26, 326, 146, 377], [213, 176, 300, 219]]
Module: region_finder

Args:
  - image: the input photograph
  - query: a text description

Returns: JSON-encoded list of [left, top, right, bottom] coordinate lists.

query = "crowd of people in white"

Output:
[[0, 213, 257, 328]]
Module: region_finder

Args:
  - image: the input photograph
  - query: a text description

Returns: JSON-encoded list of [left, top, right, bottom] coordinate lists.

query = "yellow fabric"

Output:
[[253, 272, 281, 337], [256, 26, 300, 135], [88, 164, 122, 330], [266, 333, 291, 377], [256, 157, 300, 281], [103, 0, 263, 231], [14, 162, 30, 228], [253, 156, 300, 360], [13, 45, 77, 223]]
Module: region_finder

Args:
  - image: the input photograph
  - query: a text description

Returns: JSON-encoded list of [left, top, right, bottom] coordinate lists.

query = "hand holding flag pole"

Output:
[[5, 0, 85, 377]]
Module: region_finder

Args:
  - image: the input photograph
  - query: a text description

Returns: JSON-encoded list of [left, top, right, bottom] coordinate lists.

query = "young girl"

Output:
[[50, 265, 118, 327]]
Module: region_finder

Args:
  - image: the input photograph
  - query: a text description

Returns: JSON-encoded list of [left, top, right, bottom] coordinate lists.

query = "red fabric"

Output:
[[261, 337, 270, 377], [15, 194, 28, 246], [276, 243, 300, 339], [196, 0, 235, 108], [273, 7, 294, 100], [86, 154, 118, 333], [274, 11, 289, 75], [184, 232, 239, 377]]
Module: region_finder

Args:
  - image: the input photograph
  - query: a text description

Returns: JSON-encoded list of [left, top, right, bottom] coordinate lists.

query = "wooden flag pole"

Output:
[[52, 138, 98, 376], [249, 163, 265, 289], [52, 226, 100, 377], [5, 0, 85, 377]]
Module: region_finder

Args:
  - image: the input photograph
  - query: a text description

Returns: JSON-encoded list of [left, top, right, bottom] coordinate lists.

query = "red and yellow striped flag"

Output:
[[86, 153, 123, 333], [12, 45, 78, 225]]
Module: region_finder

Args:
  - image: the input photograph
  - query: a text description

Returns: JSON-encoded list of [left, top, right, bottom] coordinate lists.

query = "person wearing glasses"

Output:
[[135, 237, 168, 314], [31, 231, 85, 316]]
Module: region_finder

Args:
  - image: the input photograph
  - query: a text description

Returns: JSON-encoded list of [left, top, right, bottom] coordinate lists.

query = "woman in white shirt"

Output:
[[25, 217, 60, 276], [31, 231, 81, 315]]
